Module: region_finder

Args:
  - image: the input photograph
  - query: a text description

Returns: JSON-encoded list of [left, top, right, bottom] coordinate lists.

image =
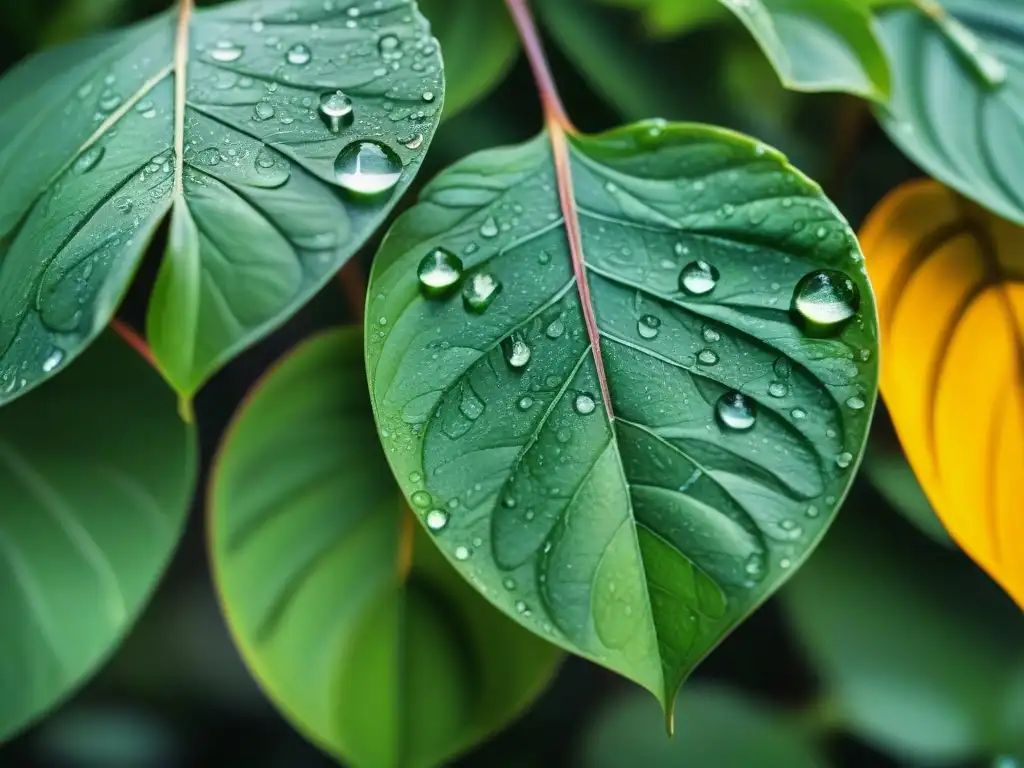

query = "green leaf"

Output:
[[783, 512, 1024, 764], [419, 0, 519, 119], [876, 0, 1024, 224], [592, 0, 727, 38], [210, 328, 561, 768], [366, 121, 879, 712], [719, 0, 892, 100], [0, 331, 197, 741], [581, 684, 831, 768], [0, 0, 443, 408]]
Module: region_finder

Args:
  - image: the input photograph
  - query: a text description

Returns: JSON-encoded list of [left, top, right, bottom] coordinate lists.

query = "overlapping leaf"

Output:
[[366, 121, 878, 711], [860, 179, 1024, 608], [210, 329, 561, 768], [0, 0, 443, 408], [0, 331, 196, 741]]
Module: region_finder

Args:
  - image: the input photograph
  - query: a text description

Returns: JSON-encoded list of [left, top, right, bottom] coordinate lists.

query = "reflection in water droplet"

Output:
[[199, 147, 221, 166], [702, 326, 720, 343], [402, 133, 424, 150], [792, 270, 860, 334], [411, 490, 432, 508], [454, 546, 470, 561], [42, 349, 64, 373], [74, 146, 105, 174], [768, 381, 788, 398], [679, 260, 720, 295], [417, 248, 463, 297], [637, 314, 661, 340], [697, 349, 718, 366], [211, 41, 244, 62], [836, 452, 853, 469], [285, 43, 312, 65], [379, 34, 401, 56], [791, 408, 807, 420], [318, 90, 354, 132], [574, 393, 596, 415], [846, 395, 865, 410], [545, 320, 565, 339], [503, 333, 531, 369], [518, 396, 534, 411], [716, 391, 756, 431], [254, 102, 275, 120], [425, 509, 449, 532], [463, 273, 502, 313], [333, 140, 402, 196], [479, 216, 499, 238]]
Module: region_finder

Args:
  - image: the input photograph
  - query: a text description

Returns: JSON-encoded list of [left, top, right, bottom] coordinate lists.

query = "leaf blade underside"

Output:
[[366, 121, 879, 710]]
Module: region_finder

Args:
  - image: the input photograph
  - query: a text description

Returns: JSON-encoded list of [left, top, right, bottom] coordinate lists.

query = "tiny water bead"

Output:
[[792, 270, 860, 334], [411, 490, 432, 508], [768, 381, 788, 398], [333, 140, 402, 196], [679, 260, 720, 296], [285, 43, 312, 65], [417, 248, 463, 297], [574, 393, 597, 415], [518, 396, 534, 411], [697, 348, 719, 366], [545, 319, 565, 339], [791, 407, 807, 420], [425, 509, 449, 532], [462, 273, 502, 313], [702, 326, 720, 343], [846, 395, 866, 410], [211, 41, 244, 63], [479, 216, 499, 238], [637, 314, 661, 340], [318, 90, 354, 132], [716, 391, 757, 432], [454, 546, 471, 561], [836, 452, 853, 469], [503, 333, 531, 369]]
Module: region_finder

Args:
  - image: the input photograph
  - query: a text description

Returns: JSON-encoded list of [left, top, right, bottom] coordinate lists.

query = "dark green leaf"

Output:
[[876, 0, 1024, 224], [0, 331, 197, 741], [581, 684, 830, 768], [366, 122, 879, 711], [783, 513, 1024, 764], [419, 0, 519, 119], [0, 0, 443, 407], [210, 329, 561, 768], [592, 0, 727, 38]]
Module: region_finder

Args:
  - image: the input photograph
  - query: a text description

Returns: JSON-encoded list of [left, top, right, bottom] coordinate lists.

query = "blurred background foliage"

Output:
[[0, 0, 1020, 766]]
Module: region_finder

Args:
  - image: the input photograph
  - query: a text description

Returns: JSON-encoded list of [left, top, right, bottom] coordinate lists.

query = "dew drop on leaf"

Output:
[[637, 314, 661, 340], [768, 381, 788, 398], [318, 90, 354, 132], [792, 269, 860, 334], [697, 348, 719, 366], [716, 391, 756, 431], [545, 320, 565, 339], [702, 326, 720, 343], [454, 545, 471, 561], [518, 396, 534, 411], [846, 395, 866, 410], [574, 393, 596, 415], [425, 509, 449, 532], [253, 102, 275, 121], [836, 452, 853, 469], [679, 260, 720, 295], [791, 407, 807, 420], [462, 273, 502, 313], [333, 140, 402, 196], [74, 146, 104, 174], [417, 248, 463, 297], [503, 333, 531, 369], [411, 490, 432, 508], [479, 216, 499, 238], [41, 348, 64, 373], [285, 43, 312, 65], [211, 41, 244, 63]]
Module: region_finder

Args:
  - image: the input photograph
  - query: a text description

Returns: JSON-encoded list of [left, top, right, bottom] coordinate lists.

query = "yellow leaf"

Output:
[[860, 179, 1024, 608]]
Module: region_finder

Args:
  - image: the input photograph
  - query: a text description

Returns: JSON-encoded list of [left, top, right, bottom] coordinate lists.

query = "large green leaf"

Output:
[[366, 121, 879, 712], [581, 684, 831, 768], [419, 0, 518, 119], [210, 329, 561, 768], [876, 0, 1024, 224], [0, 331, 197, 741], [0, 0, 443, 408]]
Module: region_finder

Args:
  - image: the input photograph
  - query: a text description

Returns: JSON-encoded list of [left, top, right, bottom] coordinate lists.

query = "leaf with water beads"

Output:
[[366, 119, 879, 711], [0, 0, 444, 408]]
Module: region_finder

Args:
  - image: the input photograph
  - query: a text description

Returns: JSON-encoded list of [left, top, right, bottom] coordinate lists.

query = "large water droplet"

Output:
[[846, 395, 866, 411], [417, 248, 463, 297], [285, 43, 312, 65], [792, 270, 860, 334], [333, 140, 402, 196], [637, 314, 661, 340], [574, 393, 596, 415], [503, 333, 531, 369], [679, 260, 720, 296], [318, 90, 354, 132], [74, 146, 105, 174], [716, 391, 756, 431], [211, 41, 244, 63], [425, 509, 449, 532], [697, 348, 718, 366], [253, 102, 275, 121], [463, 273, 502, 313]]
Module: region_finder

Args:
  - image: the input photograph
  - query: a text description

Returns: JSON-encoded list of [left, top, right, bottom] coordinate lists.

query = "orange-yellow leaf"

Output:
[[860, 180, 1024, 608]]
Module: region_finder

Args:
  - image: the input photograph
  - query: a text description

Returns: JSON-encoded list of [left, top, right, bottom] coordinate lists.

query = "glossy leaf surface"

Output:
[[860, 179, 1024, 608], [210, 329, 561, 768], [0, 0, 443, 406], [366, 122, 879, 709], [0, 331, 196, 741], [877, 0, 1024, 224]]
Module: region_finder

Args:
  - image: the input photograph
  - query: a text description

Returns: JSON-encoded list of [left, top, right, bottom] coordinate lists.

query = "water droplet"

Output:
[[463, 273, 502, 313], [98, 91, 122, 111], [378, 34, 401, 56], [333, 140, 402, 196], [679, 260, 720, 296], [806, 505, 820, 519], [574, 393, 596, 415], [768, 381, 788, 398], [773, 358, 792, 379], [846, 395, 866, 410], [411, 490, 432, 508], [778, 519, 803, 540], [503, 333, 531, 369], [637, 314, 661, 340], [744, 554, 764, 577], [503, 577, 516, 591], [115, 197, 133, 214], [318, 90, 354, 132], [402, 132, 424, 150], [422, 91, 435, 102], [211, 41, 244, 63], [836, 452, 853, 469], [792, 270, 860, 334], [254, 102, 275, 120], [74, 146, 104, 174], [545, 320, 565, 339], [417, 248, 463, 297], [41, 349, 64, 373], [409, 471, 423, 483], [518, 396, 534, 411], [716, 391, 756, 431], [697, 349, 719, 366], [199, 147, 221, 166], [780, 557, 792, 569], [791, 408, 807, 420], [702, 326, 720, 343], [454, 545, 471, 561], [479, 216, 499, 238], [285, 43, 312, 65], [425, 509, 449, 531], [514, 600, 529, 614]]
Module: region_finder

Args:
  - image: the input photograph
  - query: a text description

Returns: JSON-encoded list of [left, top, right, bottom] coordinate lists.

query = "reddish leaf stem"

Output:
[[111, 318, 156, 366], [503, 0, 575, 134]]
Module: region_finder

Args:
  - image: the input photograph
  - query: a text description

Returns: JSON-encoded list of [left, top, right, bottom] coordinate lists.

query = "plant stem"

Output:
[[503, 0, 575, 133], [111, 318, 155, 366]]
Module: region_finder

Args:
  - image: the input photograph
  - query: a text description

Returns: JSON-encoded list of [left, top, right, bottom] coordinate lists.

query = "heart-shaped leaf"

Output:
[[210, 329, 561, 768], [860, 179, 1024, 608], [0, 0, 443, 408], [366, 121, 879, 711], [0, 331, 197, 741], [876, 0, 1024, 224]]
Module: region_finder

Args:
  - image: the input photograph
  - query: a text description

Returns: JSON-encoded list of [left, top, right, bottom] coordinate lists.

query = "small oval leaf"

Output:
[[210, 329, 561, 768], [860, 179, 1024, 607], [0, 331, 196, 741], [366, 121, 879, 711]]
